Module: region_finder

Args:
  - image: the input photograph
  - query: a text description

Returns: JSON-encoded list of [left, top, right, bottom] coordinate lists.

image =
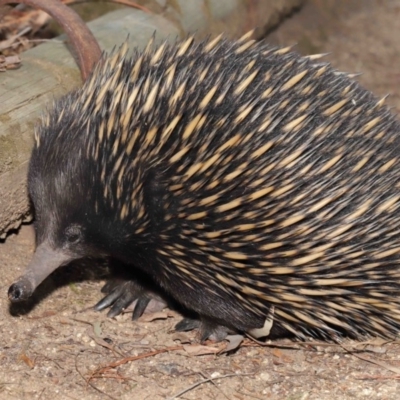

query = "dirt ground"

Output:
[[2, 1, 400, 399]]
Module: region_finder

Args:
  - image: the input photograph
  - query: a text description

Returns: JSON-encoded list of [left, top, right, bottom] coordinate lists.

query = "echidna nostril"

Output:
[[8, 284, 23, 302]]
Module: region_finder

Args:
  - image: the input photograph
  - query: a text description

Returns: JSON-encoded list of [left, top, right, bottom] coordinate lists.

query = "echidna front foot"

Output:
[[94, 279, 167, 319]]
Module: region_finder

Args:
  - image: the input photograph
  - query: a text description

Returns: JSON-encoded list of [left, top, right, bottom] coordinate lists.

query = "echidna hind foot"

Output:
[[175, 317, 232, 342]]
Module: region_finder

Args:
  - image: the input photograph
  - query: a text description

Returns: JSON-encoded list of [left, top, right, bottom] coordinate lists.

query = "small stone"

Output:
[[260, 372, 271, 381]]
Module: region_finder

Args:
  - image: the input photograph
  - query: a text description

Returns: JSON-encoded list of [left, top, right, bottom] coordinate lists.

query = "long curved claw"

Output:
[[132, 297, 151, 320]]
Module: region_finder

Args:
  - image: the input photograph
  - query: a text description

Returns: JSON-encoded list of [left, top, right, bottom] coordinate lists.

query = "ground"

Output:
[[1, 1, 400, 399]]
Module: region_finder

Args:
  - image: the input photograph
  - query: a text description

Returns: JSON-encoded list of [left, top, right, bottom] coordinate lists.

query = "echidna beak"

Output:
[[8, 242, 73, 302]]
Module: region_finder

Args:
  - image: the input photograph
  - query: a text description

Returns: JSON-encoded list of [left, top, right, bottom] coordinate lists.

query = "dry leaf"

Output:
[[183, 344, 219, 356], [272, 348, 283, 358], [19, 353, 35, 369], [27, 310, 57, 319], [0, 54, 21, 71], [171, 332, 192, 344], [220, 334, 245, 353], [140, 311, 172, 322]]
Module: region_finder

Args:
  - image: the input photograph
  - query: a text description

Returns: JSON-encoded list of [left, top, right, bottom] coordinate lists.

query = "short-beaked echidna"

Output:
[[8, 32, 400, 341]]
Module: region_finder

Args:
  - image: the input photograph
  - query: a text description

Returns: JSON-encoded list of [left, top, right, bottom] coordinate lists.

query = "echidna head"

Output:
[[8, 119, 128, 302]]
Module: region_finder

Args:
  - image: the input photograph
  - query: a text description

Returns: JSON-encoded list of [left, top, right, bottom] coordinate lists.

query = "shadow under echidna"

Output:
[[8, 31, 400, 342]]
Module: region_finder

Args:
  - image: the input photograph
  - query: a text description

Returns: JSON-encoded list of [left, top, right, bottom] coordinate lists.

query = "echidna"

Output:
[[8, 31, 400, 341]]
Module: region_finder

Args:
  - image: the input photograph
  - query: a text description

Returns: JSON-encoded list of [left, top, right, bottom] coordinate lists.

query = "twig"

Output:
[[62, 0, 152, 14], [0, 0, 101, 80], [37, 387, 46, 400], [196, 371, 231, 400], [89, 345, 183, 382], [75, 353, 118, 400], [338, 342, 400, 374], [166, 373, 254, 400], [0, 26, 31, 51]]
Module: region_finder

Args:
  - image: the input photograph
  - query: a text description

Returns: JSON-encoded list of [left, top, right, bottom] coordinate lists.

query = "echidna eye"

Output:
[[65, 225, 82, 244]]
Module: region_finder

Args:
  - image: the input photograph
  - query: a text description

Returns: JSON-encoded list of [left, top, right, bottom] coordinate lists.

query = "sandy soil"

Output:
[[1, 1, 400, 399]]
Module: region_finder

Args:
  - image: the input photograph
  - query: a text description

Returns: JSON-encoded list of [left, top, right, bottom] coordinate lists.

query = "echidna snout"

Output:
[[9, 242, 74, 302]]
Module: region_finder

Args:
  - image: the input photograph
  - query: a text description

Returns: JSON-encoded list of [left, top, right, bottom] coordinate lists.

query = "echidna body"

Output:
[[9, 33, 400, 340]]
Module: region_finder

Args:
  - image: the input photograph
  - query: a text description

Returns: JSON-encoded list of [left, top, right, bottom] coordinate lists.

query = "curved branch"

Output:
[[0, 0, 102, 80]]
